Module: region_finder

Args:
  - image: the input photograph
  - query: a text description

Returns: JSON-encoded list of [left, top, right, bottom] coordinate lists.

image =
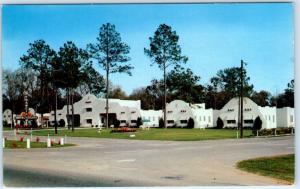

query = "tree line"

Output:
[[3, 23, 294, 131]]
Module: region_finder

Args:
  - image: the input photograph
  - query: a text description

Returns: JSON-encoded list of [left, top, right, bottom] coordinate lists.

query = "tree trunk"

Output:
[[105, 26, 110, 130], [240, 60, 244, 138], [163, 62, 167, 129], [66, 88, 70, 130], [40, 71, 45, 127], [71, 89, 75, 132], [106, 68, 109, 129], [11, 101, 14, 129]]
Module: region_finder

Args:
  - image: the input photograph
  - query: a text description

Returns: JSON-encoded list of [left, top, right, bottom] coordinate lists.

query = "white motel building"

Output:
[[3, 94, 294, 129], [213, 97, 277, 129], [49, 94, 143, 127], [165, 100, 213, 128]]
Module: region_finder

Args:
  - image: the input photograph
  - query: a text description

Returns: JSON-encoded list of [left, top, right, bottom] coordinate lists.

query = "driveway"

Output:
[[3, 132, 294, 187]]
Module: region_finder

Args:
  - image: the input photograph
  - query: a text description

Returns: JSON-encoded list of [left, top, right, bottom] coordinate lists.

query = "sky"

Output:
[[2, 3, 294, 96]]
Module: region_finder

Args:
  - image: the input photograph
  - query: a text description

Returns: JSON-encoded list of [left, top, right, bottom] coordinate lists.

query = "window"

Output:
[[131, 120, 137, 123], [85, 101, 91, 104], [269, 115, 270, 121], [131, 111, 136, 114], [244, 108, 251, 111], [58, 113, 62, 116], [120, 120, 126, 123], [167, 120, 174, 124], [273, 115, 275, 123], [180, 120, 187, 124], [244, 119, 253, 124], [228, 109, 234, 112], [121, 112, 125, 114], [290, 115, 294, 122], [167, 111, 173, 113], [208, 116, 211, 123], [180, 110, 186, 113], [153, 117, 155, 121], [86, 119, 92, 124], [86, 108, 92, 112], [227, 120, 236, 124], [204, 116, 206, 121]]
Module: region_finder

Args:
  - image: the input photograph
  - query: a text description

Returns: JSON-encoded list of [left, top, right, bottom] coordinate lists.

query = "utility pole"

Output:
[[238, 91, 240, 139], [240, 60, 244, 138]]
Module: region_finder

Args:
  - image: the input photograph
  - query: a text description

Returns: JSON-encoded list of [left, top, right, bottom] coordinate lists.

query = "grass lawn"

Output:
[[237, 154, 294, 183], [31, 128, 253, 141], [3, 140, 75, 149], [3, 127, 14, 131]]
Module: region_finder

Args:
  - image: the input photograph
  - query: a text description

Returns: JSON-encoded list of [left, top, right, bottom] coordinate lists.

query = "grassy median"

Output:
[[31, 128, 253, 141], [237, 154, 294, 183], [3, 140, 75, 149]]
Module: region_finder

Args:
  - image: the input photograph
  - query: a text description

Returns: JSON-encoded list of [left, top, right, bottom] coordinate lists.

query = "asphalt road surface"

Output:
[[3, 132, 294, 187]]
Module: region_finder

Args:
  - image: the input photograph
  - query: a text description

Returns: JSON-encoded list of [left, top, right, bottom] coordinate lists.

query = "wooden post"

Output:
[[47, 138, 51, 148], [27, 138, 30, 149]]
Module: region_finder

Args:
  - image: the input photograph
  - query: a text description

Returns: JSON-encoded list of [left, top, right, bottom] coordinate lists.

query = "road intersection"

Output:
[[3, 132, 294, 187]]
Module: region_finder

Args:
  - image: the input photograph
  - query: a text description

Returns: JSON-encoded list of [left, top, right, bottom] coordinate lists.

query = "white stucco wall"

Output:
[[277, 107, 294, 128], [258, 106, 277, 129], [191, 107, 213, 128], [140, 110, 162, 127]]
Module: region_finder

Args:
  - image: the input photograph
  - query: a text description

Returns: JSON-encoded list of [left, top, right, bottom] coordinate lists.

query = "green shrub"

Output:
[[59, 119, 65, 127], [137, 117, 143, 127], [253, 116, 262, 131], [114, 119, 120, 128], [258, 127, 293, 136], [187, 117, 194, 128], [3, 120, 9, 127], [216, 117, 224, 129], [159, 118, 164, 128]]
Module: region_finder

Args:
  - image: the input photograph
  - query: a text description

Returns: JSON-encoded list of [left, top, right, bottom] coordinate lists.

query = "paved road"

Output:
[[3, 132, 294, 187]]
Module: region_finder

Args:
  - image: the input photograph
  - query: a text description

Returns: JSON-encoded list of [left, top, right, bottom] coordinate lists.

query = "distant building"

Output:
[[3, 109, 14, 125], [20, 95, 293, 130], [49, 94, 142, 127], [277, 107, 294, 128], [140, 109, 163, 127], [214, 97, 277, 129], [165, 100, 213, 128]]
